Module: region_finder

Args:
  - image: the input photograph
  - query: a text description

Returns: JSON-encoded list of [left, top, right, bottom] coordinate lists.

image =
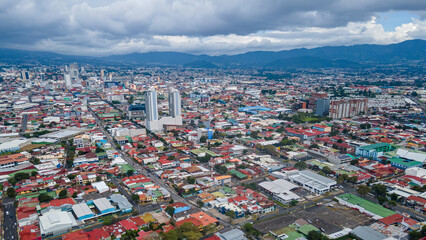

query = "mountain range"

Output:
[[0, 39, 425, 69]]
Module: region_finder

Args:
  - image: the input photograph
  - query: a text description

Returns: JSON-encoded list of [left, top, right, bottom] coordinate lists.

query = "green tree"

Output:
[[390, 193, 398, 201], [127, 170, 134, 176], [197, 200, 204, 208], [8, 178, 17, 186], [199, 136, 207, 143], [132, 194, 139, 202], [31, 171, 38, 177], [378, 196, 387, 205], [356, 185, 371, 197], [225, 210, 236, 219], [309, 143, 319, 149], [161, 229, 178, 240], [295, 161, 307, 170], [307, 230, 329, 240], [95, 147, 105, 153], [337, 175, 345, 184], [6, 187, 16, 198], [38, 193, 53, 203], [187, 177, 196, 184], [59, 189, 68, 199], [179, 222, 202, 240], [96, 176, 102, 182], [372, 184, 387, 196], [249, 131, 259, 139], [165, 206, 175, 217], [322, 166, 332, 174], [203, 223, 218, 235], [347, 176, 358, 185]]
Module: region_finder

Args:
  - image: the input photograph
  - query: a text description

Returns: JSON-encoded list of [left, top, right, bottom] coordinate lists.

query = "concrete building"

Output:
[[169, 87, 181, 118], [93, 198, 115, 215], [355, 143, 392, 160], [216, 229, 247, 240], [315, 98, 368, 119], [145, 88, 158, 123], [146, 87, 183, 131], [259, 179, 300, 204], [315, 98, 330, 117], [128, 104, 145, 119], [289, 170, 336, 194], [109, 194, 133, 213], [39, 209, 78, 237], [350, 226, 387, 240], [72, 203, 95, 221], [328, 98, 368, 119]]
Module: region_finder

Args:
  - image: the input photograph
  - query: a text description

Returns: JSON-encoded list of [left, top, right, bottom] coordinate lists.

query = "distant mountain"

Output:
[[184, 60, 218, 68], [0, 39, 425, 69]]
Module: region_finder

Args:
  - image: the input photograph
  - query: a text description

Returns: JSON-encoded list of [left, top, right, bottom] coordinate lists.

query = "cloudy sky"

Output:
[[0, 0, 425, 56]]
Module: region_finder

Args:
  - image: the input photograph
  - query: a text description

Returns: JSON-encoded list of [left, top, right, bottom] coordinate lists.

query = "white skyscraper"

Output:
[[64, 73, 72, 89], [169, 87, 181, 118], [145, 88, 158, 121], [145, 87, 183, 132], [69, 63, 79, 82]]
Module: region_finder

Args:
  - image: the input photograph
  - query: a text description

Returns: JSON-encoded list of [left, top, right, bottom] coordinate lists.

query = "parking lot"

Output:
[[254, 203, 373, 235]]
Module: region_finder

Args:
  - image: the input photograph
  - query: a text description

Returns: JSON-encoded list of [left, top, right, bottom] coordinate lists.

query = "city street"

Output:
[[2, 197, 18, 240], [89, 103, 235, 230]]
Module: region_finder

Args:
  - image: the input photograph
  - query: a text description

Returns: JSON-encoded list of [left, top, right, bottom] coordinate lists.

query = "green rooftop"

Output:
[[298, 224, 320, 236], [119, 164, 135, 174], [16, 190, 57, 200], [337, 193, 396, 218], [271, 226, 304, 240], [211, 191, 226, 198], [9, 169, 38, 178], [360, 143, 392, 152], [228, 169, 247, 179], [389, 157, 422, 167], [190, 148, 220, 157]]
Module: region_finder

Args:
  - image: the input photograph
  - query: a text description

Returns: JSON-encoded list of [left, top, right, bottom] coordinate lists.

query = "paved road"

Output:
[[21, 114, 28, 135], [2, 197, 18, 240], [89, 101, 235, 230]]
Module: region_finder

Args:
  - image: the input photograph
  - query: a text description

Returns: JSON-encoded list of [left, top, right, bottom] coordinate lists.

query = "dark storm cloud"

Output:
[[0, 0, 425, 55]]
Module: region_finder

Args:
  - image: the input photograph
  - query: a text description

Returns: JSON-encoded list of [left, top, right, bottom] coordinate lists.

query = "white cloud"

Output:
[[0, 0, 425, 55]]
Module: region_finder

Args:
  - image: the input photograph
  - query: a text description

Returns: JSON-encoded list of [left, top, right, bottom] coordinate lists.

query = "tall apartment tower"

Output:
[[64, 73, 72, 89], [69, 63, 79, 82], [145, 88, 159, 122], [169, 87, 181, 118]]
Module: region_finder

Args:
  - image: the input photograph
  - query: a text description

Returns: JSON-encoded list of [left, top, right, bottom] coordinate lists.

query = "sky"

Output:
[[0, 0, 425, 56]]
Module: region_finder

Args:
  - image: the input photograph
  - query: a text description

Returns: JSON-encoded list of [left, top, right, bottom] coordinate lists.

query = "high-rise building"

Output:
[[69, 63, 79, 83], [315, 98, 330, 117], [169, 87, 181, 118], [316, 98, 368, 119], [309, 92, 328, 109], [329, 98, 368, 119], [146, 87, 182, 131], [145, 88, 158, 121], [21, 71, 29, 81], [64, 73, 72, 89]]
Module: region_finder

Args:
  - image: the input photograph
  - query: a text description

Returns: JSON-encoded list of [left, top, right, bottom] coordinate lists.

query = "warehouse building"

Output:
[[39, 209, 78, 237], [258, 179, 300, 204], [93, 198, 115, 215], [72, 203, 95, 221], [289, 170, 336, 194], [109, 194, 133, 213]]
